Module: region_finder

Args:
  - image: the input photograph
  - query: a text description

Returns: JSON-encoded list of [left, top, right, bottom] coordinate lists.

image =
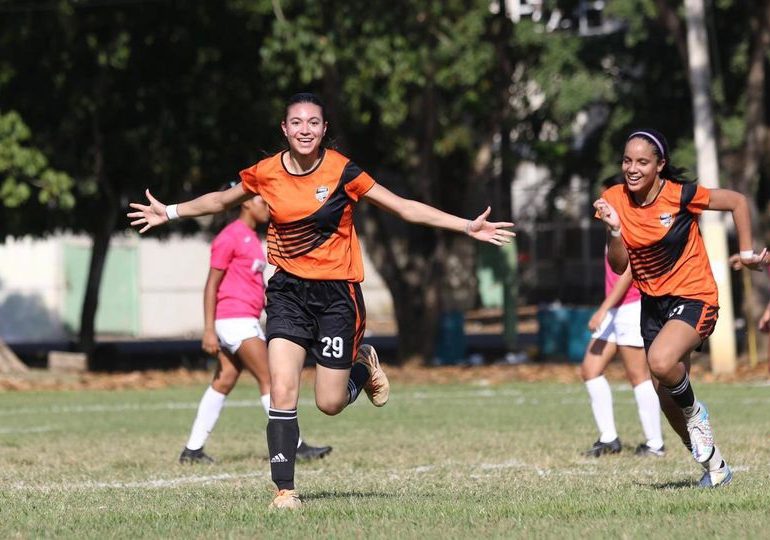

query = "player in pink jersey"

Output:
[[180, 193, 331, 464], [581, 178, 663, 458]]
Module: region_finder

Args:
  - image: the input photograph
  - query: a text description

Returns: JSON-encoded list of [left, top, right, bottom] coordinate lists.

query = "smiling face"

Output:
[[621, 137, 665, 195], [281, 102, 327, 158]]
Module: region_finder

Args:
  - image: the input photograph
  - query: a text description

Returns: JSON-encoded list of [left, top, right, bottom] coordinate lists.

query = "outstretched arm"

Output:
[[127, 184, 252, 233], [362, 183, 515, 245], [708, 189, 770, 270]]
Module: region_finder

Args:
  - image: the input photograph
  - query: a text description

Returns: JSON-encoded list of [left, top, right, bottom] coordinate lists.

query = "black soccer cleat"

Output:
[[634, 443, 666, 457], [295, 441, 333, 461], [179, 447, 215, 464], [583, 438, 622, 457]]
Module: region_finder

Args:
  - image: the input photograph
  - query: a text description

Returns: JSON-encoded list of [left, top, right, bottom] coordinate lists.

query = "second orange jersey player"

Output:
[[594, 128, 770, 489]]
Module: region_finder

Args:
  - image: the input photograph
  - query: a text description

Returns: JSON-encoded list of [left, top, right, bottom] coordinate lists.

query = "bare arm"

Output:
[[588, 264, 633, 331], [708, 189, 769, 270], [127, 184, 252, 234], [362, 183, 515, 245], [202, 267, 225, 356], [593, 198, 629, 274]]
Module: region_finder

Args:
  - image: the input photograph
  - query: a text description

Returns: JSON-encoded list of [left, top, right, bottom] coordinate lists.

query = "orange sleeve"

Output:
[[686, 184, 710, 215], [344, 169, 376, 202], [238, 162, 261, 195]]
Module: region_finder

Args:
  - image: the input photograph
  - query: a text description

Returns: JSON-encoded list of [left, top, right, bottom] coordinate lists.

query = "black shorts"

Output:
[[640, 293, 719, 352], [265, 271, 366, 369]]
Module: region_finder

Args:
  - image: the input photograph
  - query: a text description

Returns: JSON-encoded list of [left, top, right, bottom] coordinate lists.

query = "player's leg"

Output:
[[614, 300, 664, 456], [580, 306, 621, 456], [266, 337, 305, 509], [618, 344, 664, 456], [312, 280, 388, 413], [180, 349, 241, 464], [646, 302, 731, 486], [580, 336, 621, 456], [237, 327, 333, 461]]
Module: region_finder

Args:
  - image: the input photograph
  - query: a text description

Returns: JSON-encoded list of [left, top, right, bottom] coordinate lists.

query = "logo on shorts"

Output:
[[659, 213, 673, 228], [668, 305, 684, 318], [315, 186, 329, 202]]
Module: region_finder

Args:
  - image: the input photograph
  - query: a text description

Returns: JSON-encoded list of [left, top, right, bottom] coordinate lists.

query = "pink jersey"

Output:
[[210, 220, 267, 319], [605, 256, 641, 307]]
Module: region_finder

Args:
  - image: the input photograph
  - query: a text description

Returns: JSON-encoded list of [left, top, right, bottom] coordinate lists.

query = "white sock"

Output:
[[186, 386, 227, 450], [633, 379, 664, 450], [260, 393, 271, 416], [585, 376, 618, 442]]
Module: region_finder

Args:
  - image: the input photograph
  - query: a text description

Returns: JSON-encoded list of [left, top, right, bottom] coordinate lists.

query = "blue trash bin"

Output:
[[435, 310, 467, 365], [566, 307, 594, 363], [537, 304, 569, 359]]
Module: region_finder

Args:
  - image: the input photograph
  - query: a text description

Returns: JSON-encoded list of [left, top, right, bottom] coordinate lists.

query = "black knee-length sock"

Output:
[[267, 408, 299, 490]]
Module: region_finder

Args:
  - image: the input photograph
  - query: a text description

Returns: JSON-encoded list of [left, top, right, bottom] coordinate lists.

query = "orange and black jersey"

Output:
[[599, 181, 718, 306], [239, 148, 375, 282]]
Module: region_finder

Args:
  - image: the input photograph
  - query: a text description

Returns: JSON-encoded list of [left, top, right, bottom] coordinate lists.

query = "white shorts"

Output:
[[590, 300, 643, 348], [215, 317, 266, 354]]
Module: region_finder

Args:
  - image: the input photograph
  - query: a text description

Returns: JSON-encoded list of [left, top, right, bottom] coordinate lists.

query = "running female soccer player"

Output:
[[128, 92, 514, 509], [593, 128, 769, 487], [179, 192, 331, 465]]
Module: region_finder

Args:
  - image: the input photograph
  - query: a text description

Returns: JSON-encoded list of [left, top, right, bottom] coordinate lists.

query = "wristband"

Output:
[[740, 250, 754, 260], [165, 204, 179, 220], [464, 219, 472, 235], [609, 227, 622, 237]]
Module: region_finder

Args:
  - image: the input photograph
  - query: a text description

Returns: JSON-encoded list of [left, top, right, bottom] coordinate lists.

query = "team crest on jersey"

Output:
[[659, 213, 673, 228], [315, 186, 329, 202]]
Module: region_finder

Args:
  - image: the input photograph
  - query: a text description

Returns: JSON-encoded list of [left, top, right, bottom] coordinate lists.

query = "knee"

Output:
[[212, 369, 239, 394], [269, 380, 299, 409], [315, 396, 345, 416], [645, 351, 670, 379], [580, 363, 597, 382]]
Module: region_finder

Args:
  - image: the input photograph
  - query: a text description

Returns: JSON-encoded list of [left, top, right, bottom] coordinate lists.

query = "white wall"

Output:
[[0, 236, 67, 342], [0, 233, 395, 342]]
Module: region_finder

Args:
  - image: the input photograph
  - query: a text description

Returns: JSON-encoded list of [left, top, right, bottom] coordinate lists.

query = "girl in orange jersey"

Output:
[[593, 128, 769, 488], [128, 92, 514, 509]]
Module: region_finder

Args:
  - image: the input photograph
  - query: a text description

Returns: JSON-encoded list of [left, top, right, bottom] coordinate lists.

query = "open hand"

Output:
[[127, 189, 169, 233], [466, 207, 516, 246], [739, 248, 770, 272]]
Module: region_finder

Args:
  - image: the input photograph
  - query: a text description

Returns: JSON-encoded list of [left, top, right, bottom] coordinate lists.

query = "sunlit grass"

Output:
[[1, 380, 769, 538]]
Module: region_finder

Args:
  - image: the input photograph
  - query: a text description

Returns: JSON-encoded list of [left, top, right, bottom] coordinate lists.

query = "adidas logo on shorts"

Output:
[[270, 453, 289, 463]]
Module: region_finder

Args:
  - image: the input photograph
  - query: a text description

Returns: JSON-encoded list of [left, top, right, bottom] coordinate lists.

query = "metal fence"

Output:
[[516, 218, 607, 306]]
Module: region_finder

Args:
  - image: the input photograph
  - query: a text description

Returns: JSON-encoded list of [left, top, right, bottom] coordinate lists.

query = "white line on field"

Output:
[[6, 461, 752, 494], [0, 426, 55, 434], [2, 385, 768, 418]]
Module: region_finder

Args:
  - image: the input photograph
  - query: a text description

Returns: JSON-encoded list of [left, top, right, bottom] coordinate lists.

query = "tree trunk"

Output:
[[78, 200, 118, 367]]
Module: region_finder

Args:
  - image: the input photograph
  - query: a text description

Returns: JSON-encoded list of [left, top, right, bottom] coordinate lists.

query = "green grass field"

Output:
[[1, 377, 769, 539]]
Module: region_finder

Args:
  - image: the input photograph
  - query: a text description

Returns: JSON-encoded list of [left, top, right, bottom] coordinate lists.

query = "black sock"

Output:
[[267, 408, 299, 490], [347, 362, 370, 404], [664, 372, 696, 410]]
